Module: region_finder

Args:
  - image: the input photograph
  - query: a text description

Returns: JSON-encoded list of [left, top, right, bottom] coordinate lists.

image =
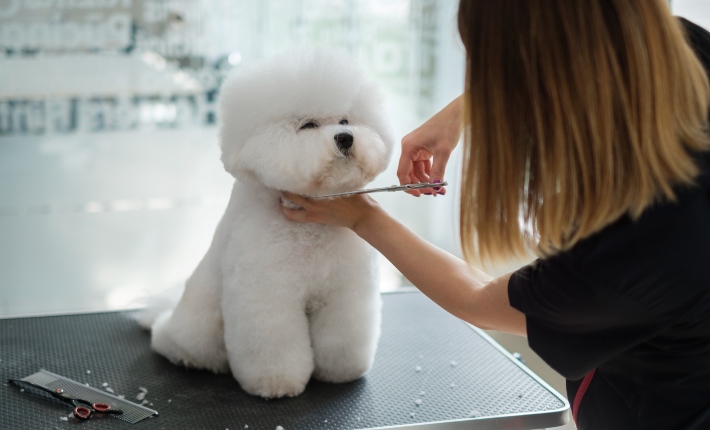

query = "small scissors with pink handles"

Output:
[[9, 378, 123, 420]]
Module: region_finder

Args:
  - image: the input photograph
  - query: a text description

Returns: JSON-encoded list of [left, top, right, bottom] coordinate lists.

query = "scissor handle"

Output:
[[93, 402, 122, 415], [71, 400, 122, 419], [93, 402, 111, 413], [73, 405, 93, 420]]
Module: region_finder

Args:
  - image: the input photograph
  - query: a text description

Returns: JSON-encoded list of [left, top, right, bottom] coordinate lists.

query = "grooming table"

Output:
[[0, 291, 569, 429]]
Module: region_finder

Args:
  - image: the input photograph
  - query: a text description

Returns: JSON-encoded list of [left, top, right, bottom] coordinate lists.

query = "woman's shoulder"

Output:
[[554, 154, 710, 308]]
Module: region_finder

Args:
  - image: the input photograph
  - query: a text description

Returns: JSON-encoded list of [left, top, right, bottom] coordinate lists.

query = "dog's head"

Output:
[[218, 49, 394, 196]]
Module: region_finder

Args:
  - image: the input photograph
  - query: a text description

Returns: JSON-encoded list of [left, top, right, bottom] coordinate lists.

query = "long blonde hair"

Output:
[[457, 0, 710, 264]]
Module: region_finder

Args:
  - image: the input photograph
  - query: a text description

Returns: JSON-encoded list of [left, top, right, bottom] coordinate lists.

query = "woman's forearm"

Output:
[[354, 205, 526, 335], [279, 190, 526, 335]]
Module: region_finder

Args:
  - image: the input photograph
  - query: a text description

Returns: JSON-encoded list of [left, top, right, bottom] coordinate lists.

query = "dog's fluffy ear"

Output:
[[217, 48, 389, 181]]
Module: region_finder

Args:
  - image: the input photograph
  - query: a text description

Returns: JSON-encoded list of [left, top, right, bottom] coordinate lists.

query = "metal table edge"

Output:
[[0, 307, 142, 320], [365, 290, 572, 430]]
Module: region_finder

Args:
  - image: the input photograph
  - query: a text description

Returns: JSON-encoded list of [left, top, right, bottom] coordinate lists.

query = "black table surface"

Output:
[[0, 291, 569, 430]]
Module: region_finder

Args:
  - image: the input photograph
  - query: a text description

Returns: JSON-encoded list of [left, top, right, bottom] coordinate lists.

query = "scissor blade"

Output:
[[314, 182, 447, 199]]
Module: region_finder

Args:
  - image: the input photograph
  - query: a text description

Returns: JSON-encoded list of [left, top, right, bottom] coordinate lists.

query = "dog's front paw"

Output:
[[239, 373, 310, 399], [312, 335, 376, 383], [313, 352, 372, 383]]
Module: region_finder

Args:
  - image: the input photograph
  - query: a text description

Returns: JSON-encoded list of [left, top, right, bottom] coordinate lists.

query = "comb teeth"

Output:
[[21, 369, 158, 424]]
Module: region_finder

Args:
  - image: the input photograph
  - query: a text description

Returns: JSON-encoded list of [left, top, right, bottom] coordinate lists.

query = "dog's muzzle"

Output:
[[334, 132, 353, 153]]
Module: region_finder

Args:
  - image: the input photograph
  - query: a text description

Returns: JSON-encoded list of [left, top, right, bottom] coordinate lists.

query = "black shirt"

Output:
[[508, 18, 710, 430]]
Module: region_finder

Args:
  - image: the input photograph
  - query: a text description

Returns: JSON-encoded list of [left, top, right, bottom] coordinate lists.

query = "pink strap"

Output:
[[572, 368, 596, 423]]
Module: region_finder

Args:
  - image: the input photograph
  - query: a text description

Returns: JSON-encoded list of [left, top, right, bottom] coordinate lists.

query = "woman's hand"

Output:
[[397, 95, 463, 196], [280, 192, 381, 231]]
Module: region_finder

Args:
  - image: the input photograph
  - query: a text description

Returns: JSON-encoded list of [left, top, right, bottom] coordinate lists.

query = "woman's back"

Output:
[[510, 149, 710, 428], [508, 17, 710, 429]]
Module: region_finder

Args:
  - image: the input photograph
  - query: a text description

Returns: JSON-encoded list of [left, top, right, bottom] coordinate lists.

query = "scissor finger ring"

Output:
[[73, 405, 92, 420]]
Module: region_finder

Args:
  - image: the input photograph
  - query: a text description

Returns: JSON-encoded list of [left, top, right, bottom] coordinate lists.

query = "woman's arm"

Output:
[[281, 193, 527, 336], [355, 202, 526, 335]]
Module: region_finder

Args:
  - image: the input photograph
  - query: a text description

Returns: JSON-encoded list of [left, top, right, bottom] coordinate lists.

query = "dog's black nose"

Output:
[[335, 132, 353, 151]]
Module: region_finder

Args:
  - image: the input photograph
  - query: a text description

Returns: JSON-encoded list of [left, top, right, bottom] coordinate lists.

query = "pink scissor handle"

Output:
[[93, 402, 111, 413], [74, 406, 92, 420]]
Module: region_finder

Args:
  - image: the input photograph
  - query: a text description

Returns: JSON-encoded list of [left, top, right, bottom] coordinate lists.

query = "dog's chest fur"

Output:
[[215, 181, 372, 298]]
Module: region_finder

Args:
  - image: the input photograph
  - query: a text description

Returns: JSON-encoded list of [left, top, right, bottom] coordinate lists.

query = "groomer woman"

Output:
[[282, 1, 710, 428]]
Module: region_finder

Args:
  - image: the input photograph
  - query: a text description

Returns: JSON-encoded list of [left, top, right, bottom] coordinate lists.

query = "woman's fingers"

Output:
[[413, 160, 431, 183], [280, 192, 313, 221], [396, 144, 418, 185], [429, 147, 451, 187], [412, 161, 433, 195], [280, 192, 378, 230], [282, 191, 309, 206], [398, 145, 434, 196]]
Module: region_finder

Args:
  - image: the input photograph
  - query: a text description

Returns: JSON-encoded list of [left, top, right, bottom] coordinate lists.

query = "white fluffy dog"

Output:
[[142, 49, 394, 399]]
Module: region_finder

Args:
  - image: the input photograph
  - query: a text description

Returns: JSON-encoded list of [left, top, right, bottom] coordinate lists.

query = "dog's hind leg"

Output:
[[150, 251, 229, 374], [309, 274, 382, 383]]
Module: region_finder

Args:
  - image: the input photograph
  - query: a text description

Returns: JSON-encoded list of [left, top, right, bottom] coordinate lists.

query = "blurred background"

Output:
[[0, 0, 468, 317], [0, 1, 708, 420]]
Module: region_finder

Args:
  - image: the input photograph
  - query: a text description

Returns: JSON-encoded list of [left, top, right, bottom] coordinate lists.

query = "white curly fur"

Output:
[[142, 48, 394, 398]]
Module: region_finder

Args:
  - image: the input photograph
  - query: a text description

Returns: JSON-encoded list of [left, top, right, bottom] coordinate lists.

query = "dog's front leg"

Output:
[[310, 282, 382, 383], [221, 287, 314, 399]]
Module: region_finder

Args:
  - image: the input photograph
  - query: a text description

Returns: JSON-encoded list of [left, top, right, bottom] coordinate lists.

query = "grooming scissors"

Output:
[[9, 378, 123, 420], [315, 181, 447, 199]]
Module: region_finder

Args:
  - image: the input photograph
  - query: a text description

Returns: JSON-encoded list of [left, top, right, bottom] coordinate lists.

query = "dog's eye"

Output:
[[299, 121, 318, 130], [339, 119, 349, 125]]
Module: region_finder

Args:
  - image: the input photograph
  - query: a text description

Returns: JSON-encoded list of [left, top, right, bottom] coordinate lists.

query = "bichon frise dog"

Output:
[[140, 49, 394, 398]]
